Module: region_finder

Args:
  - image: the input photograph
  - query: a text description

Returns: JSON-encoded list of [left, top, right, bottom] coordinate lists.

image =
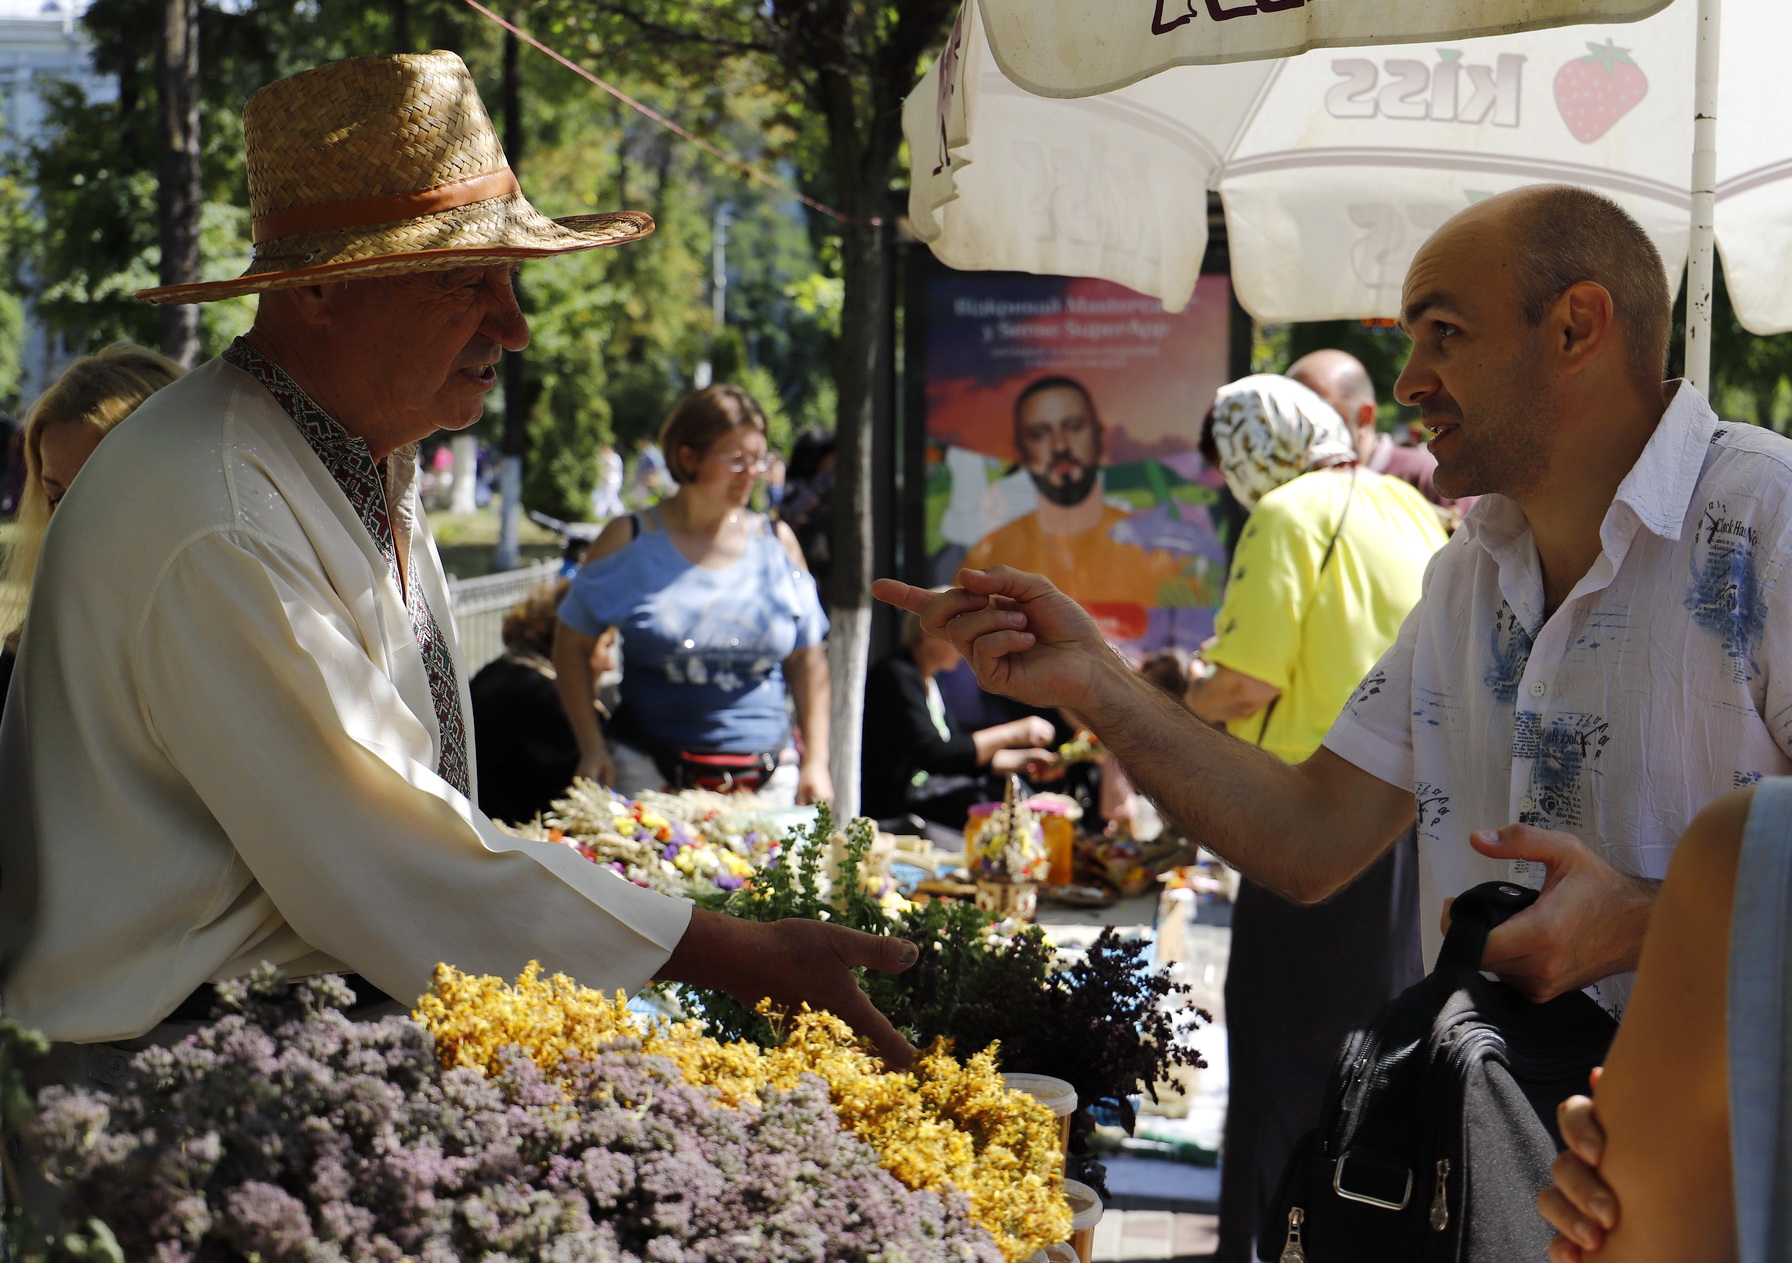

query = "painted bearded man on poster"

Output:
[[964, 375, 1183, 642]]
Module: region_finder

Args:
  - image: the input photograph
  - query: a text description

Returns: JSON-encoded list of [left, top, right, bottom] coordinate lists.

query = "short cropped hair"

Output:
[[1139, 647, 1192, 698], [500, 579, 572, 658], [1506, 186, 1671, 383], [659, 384, 769, 484]]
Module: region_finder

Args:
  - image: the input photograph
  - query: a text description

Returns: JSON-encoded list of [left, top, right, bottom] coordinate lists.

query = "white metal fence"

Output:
[[445, 559, 562, 675]]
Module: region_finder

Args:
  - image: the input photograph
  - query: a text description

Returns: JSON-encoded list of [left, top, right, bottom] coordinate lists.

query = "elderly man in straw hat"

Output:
[[0, 52, 916, 1111]]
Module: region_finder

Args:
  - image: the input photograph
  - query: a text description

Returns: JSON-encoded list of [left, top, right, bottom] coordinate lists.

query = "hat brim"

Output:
[[135, 207, 654, 305]]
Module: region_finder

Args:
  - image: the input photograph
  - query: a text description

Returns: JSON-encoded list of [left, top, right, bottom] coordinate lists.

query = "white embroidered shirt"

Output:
[[0, 358, 690, 1042]]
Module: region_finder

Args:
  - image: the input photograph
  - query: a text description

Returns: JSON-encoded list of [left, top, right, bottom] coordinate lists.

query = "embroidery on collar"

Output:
[[223, 338, 470, 797]]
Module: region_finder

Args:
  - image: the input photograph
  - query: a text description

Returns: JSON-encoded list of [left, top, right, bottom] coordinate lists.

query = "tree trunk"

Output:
[[494, 27, 525, 571], [825, 209, 886, 823], [389, 0, 410, 53], [156, 0, 200, 366]]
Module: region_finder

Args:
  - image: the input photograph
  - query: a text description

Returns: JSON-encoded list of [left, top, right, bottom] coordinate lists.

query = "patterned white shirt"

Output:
[[1324, 382, 1792, 1012]]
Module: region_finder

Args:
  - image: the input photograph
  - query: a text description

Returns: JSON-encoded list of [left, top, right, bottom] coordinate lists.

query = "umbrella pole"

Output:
[[1684, 0, 1722, 397]]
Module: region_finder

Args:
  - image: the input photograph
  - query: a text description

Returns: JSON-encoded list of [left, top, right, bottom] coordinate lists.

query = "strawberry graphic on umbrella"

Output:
[[1555, 40, 1649, 144]]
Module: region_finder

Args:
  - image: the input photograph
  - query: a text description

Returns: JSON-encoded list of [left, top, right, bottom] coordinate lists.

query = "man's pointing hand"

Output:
[[872, 566, 1113, 714]]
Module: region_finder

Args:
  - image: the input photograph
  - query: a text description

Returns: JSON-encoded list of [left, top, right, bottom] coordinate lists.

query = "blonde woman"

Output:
[[0, 343, 183, 708]]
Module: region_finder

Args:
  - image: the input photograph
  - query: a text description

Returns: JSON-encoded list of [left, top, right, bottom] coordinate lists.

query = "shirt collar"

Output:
[[222, 337, 420, 586], [1607, 379, 1715, 543]]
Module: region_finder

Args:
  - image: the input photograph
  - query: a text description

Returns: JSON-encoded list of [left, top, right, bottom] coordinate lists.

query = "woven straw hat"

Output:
[[137, 51, 653, 304]]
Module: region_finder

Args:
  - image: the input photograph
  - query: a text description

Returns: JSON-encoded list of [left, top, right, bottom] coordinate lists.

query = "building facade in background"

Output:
[[0, 0, 109, 409]]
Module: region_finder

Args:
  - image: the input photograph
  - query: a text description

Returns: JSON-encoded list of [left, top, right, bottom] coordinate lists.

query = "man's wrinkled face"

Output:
[[1394, 212, 1553, 501], [319, 264, 529, 440], [1016, 385, 1103, 508]]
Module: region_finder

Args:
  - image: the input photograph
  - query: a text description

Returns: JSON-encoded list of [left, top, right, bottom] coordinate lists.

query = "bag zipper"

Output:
[[1430, 1158, 1451, 1231], [1428, 1021, 1502, 1256], [1278, 1206, 1307, 1263]]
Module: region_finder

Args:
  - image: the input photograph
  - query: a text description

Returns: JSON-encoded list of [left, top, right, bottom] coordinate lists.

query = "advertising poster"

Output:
[[921, 272, 1233, 656]]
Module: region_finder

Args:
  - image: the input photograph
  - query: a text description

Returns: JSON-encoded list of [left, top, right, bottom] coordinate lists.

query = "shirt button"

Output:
[[1528, 680, 1547, 698], [1519, 795, 1536, 813]]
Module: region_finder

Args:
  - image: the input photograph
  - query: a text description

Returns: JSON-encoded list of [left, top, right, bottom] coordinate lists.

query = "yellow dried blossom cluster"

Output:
[[758, 1007, 1071, 1260], [416, 963, 765, 1106], [416, 963, 1072, 1261]]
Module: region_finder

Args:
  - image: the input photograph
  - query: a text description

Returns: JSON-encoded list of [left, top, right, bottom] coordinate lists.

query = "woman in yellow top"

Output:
[[1190, 373, 1446, 1263]]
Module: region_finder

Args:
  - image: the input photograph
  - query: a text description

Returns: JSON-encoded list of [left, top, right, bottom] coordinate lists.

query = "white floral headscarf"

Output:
[[1208, 374, 1356, 511]]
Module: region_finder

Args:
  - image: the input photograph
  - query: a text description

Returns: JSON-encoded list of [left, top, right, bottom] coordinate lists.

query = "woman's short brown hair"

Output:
[[501, 579, 572, 658], [659, 384, 769, 484]]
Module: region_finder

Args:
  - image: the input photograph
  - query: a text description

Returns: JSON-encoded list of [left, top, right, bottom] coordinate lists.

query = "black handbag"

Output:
[[1262, 880, 1618, 1262]]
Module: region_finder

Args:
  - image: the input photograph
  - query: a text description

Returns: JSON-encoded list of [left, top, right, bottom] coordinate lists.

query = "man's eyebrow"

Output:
[[1400, 290, 1459, 333]]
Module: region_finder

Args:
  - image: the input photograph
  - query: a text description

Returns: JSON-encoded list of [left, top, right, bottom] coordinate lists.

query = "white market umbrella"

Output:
[[906, 0, 1782, 392]]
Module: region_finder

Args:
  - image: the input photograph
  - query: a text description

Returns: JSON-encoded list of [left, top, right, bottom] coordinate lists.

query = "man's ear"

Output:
[[276, 282, 335, 328], [1554, 280, 1617, 372], [1356, 400, 1378, 432]]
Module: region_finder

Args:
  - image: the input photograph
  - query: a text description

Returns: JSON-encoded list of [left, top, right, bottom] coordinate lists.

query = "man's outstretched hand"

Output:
[[656, 908, 919, 1068], [872, 567, 1115, 716], [1442, 825, 1658, 1002]]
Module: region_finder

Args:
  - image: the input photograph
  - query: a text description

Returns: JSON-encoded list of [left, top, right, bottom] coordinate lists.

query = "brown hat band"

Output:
[[251, 167, 521, 245]]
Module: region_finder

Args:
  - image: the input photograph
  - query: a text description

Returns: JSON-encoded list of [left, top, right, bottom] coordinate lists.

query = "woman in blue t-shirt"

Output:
[[552, 385, 830, 805]]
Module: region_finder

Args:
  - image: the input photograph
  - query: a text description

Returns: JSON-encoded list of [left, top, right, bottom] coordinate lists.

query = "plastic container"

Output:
[[1031, 799, 1076, 885], [964, 801, 1002, 855], [1022, 1243, 1080, 1263], [1062, 1178, 1103, 1263], [1002, 1072, 1078, 1153]]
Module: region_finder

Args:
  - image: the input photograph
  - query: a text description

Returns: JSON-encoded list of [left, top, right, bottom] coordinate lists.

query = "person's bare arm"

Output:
[[970, 715, 1056, 766], [873, 567, 1413, 903], [551, 515, 636, 786], [552, 619, 613, 786], [657, 907, 919, 1068], [1187, 664, 1279, 725], [784, 642, 831, 805], [583, 513, 637, 564], [1537, 789, 1745, 1263], [771, 518, 832, 805]]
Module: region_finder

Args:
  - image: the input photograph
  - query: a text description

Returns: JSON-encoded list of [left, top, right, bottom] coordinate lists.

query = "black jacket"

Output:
[[859, 651, 981, 820], [469, 654, 580, 826]]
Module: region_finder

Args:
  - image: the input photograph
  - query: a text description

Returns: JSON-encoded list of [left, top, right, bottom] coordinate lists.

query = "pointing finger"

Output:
[[872, 578, 936, 616]]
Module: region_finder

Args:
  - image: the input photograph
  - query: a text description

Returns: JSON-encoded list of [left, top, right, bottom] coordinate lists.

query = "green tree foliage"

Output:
[[15, 0, 838, 519], [1668, 268, 1792, 433], [0, 145, 27, 410], [19, 0, 492, 359], [503, 41, 837, 517]]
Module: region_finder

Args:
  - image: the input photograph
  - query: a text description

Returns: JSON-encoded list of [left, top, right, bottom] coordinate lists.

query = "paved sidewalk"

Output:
[[1092, 1210, 1218, 1261], [1036, 888, 1233, 1261]]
